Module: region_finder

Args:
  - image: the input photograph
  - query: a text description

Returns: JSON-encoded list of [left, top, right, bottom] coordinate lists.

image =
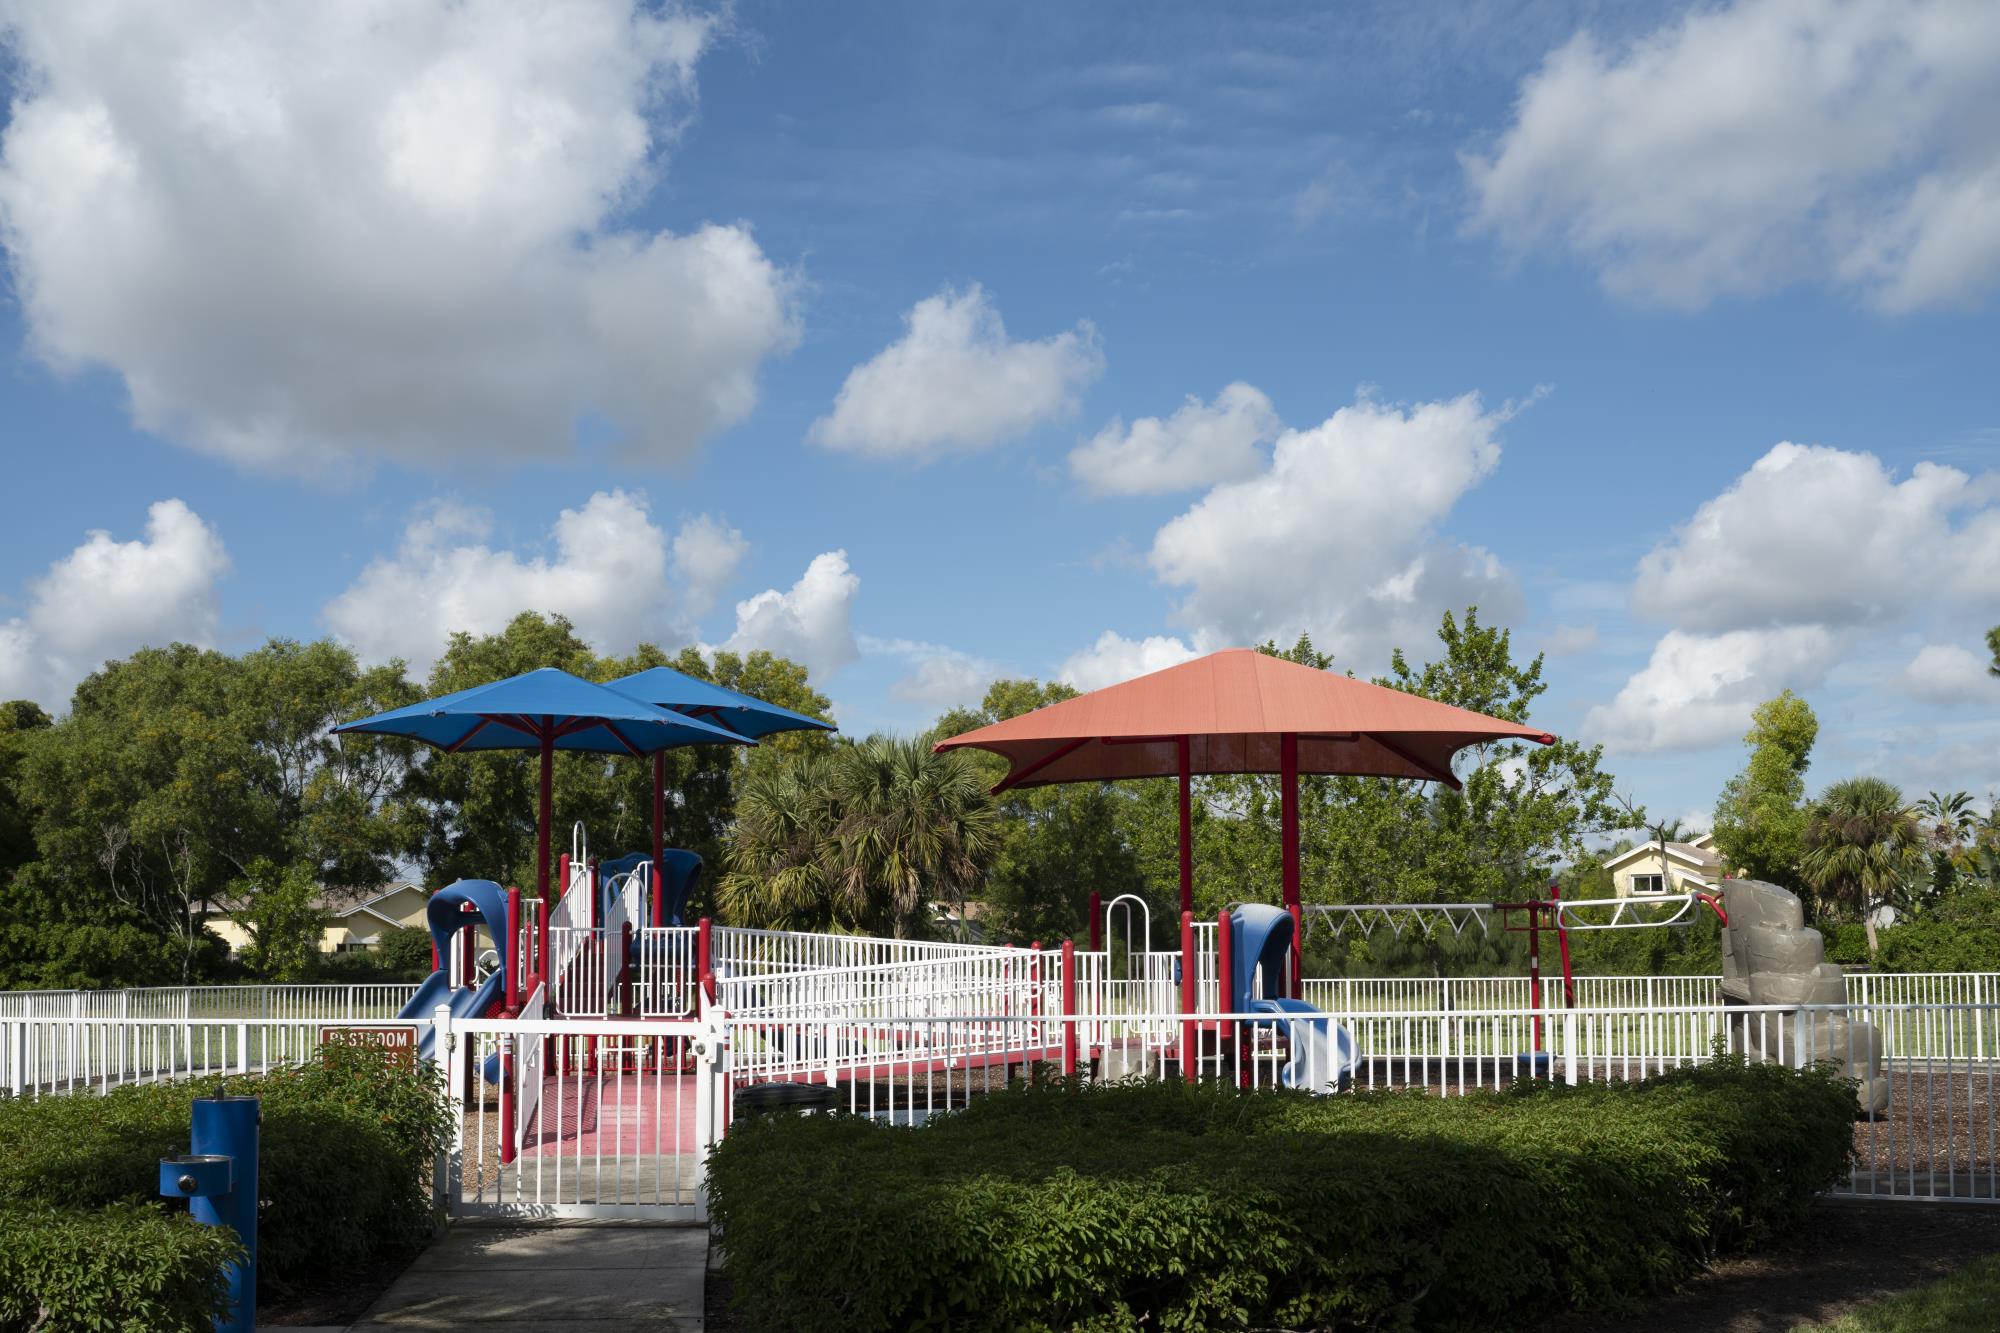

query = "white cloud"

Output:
[[809, 285, 1103, 461], [671, 515, 747, 618], [1901, 642, 1996, 705], [891, 656, 998, 712], [0, 499, 230, 706], [1146, 391, 1518, 665], [1466, 0, 2000, 311], [1545, 624, 1598, 655], [724, 551, 860, 683], [1595, 440, 2000, 752], [1069, 382, 1278, 496], [1583, 626, 1841, 752], [324, 490, 678, 673], [1057, 630, 1202, 692], [0, 2, 797, 474], [1633, 444, 1995, 631]]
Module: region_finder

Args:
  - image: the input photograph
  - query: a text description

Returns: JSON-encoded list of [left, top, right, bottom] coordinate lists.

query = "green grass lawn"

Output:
[[1792, 1254, 2000, 1331]]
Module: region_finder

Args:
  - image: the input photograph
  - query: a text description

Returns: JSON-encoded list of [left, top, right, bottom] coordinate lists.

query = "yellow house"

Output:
[[1601, 833, 1722, 897], [203, 883, 432, 955]]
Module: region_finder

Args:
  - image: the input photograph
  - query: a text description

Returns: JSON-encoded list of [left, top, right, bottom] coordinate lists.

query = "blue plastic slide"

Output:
[[1229, 904, 1358, 1094], [397, 879, 512, 1078], [598, 850, 704, 928]]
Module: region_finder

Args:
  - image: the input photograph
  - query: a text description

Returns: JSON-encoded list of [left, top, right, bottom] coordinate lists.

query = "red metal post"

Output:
[[1060, 939, 1078, 1077], [505, 886, 522, 1013], [1217, 906, 1241, 1087], [1179, 910, 1197, 1084], [697, 917, 714, 1005], [1087, 891, 1102, 952], [1280, 732, 1300, 911], [535, 897, 550, 992], [536, 731, 554, 903], [499, 1050, 515, 1165], [557, 852, 570, 904], [652, 751, 667, 929], [589, 857, 601, 928], [1177, 735, 1194, 917]]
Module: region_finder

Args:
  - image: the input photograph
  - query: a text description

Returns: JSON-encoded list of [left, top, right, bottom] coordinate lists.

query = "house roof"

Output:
[[199, 880, 426, 924], [1603, 840, 1722, 873]]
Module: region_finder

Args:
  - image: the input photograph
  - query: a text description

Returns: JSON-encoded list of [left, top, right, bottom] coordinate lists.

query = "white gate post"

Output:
[[433, 1003, 462, 1214], [1563, 1012, 1578, 1086]]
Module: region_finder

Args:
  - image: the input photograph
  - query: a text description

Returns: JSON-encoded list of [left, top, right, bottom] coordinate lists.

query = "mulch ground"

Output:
[[257, 1249, 416, 1326], [1547, 1200, 2000, 1332], [707, 1200, 2000, 1332]]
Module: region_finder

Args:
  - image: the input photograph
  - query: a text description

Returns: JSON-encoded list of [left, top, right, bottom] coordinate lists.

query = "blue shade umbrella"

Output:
[[333, 667, 751, 902], [609, 665, 836, 915]]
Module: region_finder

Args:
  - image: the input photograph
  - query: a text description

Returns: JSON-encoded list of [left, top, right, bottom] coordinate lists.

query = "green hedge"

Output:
[[0, 1044, 452, 1310], [0, 1203, 239, 1333], [709, 1060, 1856, 1331]]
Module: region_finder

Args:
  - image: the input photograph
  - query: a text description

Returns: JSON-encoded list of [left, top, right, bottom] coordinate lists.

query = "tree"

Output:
[[231, 858, 329, 981], [13, 645, 279, 981], [1712, 691, 1817, 889], [832, 735, 999, 939], [0, 699, 52, 883], [1988, 625, 2000, 678], [1336, 611, 1625, 906], [719, 736, 999, 938], [1918, 790, 1977, 853], [1799, 777, 1926, 956], [938, 679, 1144, 946]]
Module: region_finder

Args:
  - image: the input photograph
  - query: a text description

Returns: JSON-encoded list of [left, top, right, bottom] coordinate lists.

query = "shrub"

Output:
[[709, 1059, 1855, 1331], [0, 1044, 452, 1286], [0, 1203, 238, 1333]]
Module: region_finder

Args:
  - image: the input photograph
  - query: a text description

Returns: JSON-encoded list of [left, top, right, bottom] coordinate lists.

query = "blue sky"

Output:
[[2, 0, 1998, 829]]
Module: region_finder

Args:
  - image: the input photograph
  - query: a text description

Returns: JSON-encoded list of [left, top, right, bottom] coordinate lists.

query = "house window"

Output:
[[1630, 873, 1666, 895]]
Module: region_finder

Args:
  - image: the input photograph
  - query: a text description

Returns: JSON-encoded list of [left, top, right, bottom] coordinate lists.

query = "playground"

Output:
[[4, 650, 1995, 1329]]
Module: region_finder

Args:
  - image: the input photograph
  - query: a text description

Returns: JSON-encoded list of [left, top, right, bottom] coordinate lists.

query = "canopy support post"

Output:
[[536, 727, 554, 904], [1282, 731, 1300, 996], [1177, 735, 1193, 917], [652, 751, 667, 929]]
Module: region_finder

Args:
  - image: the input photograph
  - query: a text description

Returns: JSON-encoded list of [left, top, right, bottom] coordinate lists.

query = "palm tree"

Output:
[[1799, 777, 1926, 957], [830, 734, 999, 939], [717, 751, 845, 931], [1916, 790, 1977, 854], [718, 736, 999, 938]]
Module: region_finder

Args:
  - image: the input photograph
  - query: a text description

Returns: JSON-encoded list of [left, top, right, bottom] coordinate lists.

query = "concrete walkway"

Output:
[[340, 1221, 707, 1331]]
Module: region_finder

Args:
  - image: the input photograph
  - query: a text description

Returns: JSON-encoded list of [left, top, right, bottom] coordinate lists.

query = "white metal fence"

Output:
[[0, 984, 419, 1023], [5, 996, 1996, 1211]]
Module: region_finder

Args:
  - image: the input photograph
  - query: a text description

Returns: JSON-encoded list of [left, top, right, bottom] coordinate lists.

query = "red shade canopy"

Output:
[[934, 648, 1553, 791]]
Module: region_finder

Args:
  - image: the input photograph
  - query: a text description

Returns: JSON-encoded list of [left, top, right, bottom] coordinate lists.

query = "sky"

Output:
[[1, 0, 1998, 830]]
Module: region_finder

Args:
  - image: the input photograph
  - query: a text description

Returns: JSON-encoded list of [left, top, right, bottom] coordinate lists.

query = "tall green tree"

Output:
[[0, 699, 52, 884], [1987, 625, 2000, 677], [1799, 776, 1926, 956], [1711, 690, 1818, 889], [938, 679, 1143, 946], [1322, 611, 1624, 908]]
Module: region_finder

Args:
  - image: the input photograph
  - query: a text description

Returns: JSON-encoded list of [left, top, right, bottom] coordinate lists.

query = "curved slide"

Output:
[[397, 878, 512, 1080], [1230, 904, 1357, 1094]]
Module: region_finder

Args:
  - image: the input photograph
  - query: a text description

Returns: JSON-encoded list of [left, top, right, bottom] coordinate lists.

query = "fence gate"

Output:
[[440, 1012, 721, 1222]]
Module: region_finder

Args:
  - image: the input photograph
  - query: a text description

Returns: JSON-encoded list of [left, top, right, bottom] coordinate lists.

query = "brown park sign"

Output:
[[319, 1025, 418, 1067]]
